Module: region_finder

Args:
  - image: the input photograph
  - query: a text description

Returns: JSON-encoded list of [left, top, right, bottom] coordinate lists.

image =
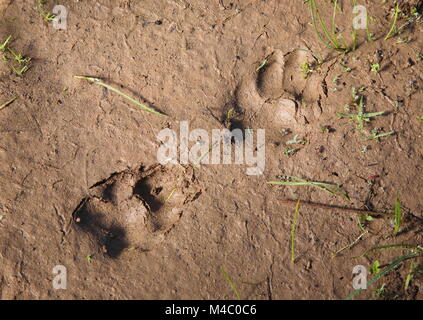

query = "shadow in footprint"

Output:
[[133, 178, 164, 212], [105, 225, 129, 258], [72, 164, 201, 257], [73, 200, 129, 259], [220, 95, 247, 143]]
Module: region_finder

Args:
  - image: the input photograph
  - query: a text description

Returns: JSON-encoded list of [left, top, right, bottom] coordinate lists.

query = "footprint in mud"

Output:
[[223, 49, 324, 133], [73, 164, 201, 258], [257, 50, 286, 100]]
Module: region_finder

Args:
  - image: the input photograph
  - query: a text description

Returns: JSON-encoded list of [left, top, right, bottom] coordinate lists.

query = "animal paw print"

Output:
[[73, 164, 200, 258], [225, 49, 324, 135]]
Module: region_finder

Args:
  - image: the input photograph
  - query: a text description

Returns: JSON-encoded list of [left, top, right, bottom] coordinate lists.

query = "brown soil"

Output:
[[0, 0, 422, 299]]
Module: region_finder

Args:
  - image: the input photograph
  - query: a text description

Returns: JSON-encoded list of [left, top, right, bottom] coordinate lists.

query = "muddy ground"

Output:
[[0, 0, 422, 299]]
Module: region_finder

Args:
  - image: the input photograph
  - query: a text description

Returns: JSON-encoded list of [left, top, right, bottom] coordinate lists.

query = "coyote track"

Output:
[[73, 164, 201, 258]]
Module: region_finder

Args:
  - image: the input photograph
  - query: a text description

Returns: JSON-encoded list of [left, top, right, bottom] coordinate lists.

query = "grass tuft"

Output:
[[306, 0, 351, 52], [36, 0, 56, 23], [337, 94, 386, 132], [1, 36, 32, 76]]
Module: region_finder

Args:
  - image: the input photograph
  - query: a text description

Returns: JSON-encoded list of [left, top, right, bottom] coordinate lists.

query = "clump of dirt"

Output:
[[73, 164, 201, 257]]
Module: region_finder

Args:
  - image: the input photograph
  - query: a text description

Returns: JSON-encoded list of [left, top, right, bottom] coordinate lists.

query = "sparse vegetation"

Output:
[[0, 35, 32, 76], [337, 90, 386, 132], [346, 251, 422, 300], [11, 65, 30, 76], [36, 0, 56, 23]]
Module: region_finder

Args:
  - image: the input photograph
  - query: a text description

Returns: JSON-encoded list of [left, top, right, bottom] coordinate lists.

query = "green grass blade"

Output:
[[375, 131, 395, 140], [268, 176, 349, 200], [365, 5, 374, 41], [0, 35, 12, 51], [336, 112, 356, 118], [331, 0, 339, 47], [267, 181, 308, 186], [385, 4, 400, 40], [0, 97, 17, 110], [74, 75, 168, 116], [362, 111, 386, 118], [393, 194, 402, 236], [221, 267, 241, 300], [256, 59, 268, 71]]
